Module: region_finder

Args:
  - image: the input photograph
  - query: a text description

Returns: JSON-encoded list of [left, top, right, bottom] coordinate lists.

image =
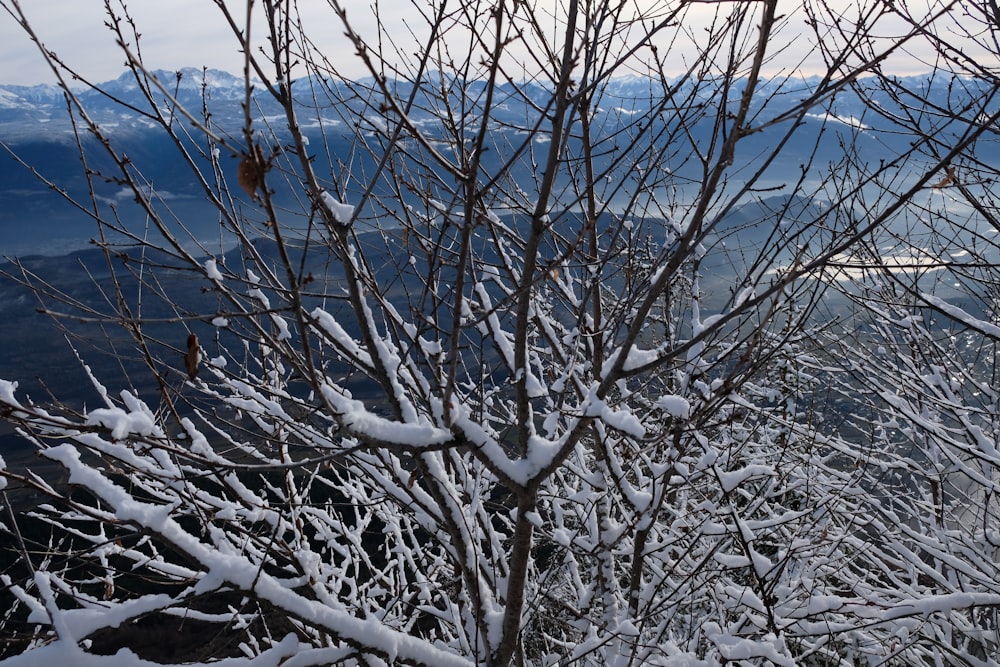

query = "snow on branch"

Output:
[[921, 292, 1000, 339], [319, 382, 453, 449], [38, 443, 475, 667], [320, 191, 355, 227]]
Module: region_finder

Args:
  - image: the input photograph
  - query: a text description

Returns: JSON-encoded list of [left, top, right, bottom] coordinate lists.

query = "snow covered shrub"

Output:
[[2, 0, 1000, 665]]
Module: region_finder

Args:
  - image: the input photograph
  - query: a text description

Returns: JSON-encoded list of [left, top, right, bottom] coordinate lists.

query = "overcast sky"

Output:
[[0, 1, 993, 86], [0, 0, 369, 84]]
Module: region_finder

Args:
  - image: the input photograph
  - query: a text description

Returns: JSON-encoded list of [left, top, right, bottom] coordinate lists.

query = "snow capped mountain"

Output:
[[0, 85, 54, 110], [0, 82, 64, 107], [0, 68, 245, 106], [0, 68, 248, 134], [0, 68, 986, 139]]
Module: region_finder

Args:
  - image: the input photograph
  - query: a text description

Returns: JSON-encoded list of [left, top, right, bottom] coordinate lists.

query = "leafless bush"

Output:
[[1, 1, 998, 665]]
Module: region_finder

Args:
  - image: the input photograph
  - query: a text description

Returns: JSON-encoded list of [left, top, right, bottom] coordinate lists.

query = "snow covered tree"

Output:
[[816, 22, 1000, 662], [1, 0, 999, 665]]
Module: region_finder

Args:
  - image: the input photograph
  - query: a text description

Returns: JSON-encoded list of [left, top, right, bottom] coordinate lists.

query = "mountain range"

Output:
[[2, 68, 993, 257]]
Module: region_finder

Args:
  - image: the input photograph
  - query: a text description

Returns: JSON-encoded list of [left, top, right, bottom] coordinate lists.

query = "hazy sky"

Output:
[[0, 0, 433, 85], [0, 1, 992, 86], [0, 0, 364, 85]]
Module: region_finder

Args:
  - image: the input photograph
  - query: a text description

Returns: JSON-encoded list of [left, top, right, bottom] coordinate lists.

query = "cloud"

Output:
[[0, 0, 395, 85], [2, 0, 994, 89]]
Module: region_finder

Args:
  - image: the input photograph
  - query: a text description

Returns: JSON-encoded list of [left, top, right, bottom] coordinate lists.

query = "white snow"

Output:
[[85, 393, 162, 441], [705, 625, 795, 667], [320, 191, 355, 226], [523, 434, 560, 479], [0, 379, 27, 420], [656, 394, 691, 419], [310, 307, 373, 366], [733, 286, 755, 309], [883, 592, 1000, 620], [269, 313, 291, 341], [694, 313, 723, 337], [622, 344, 662, 371], [582, 385, 645, 437], [319, 383, 452, 448], [805, 111, 870, 130], [716, 464, 775, 493], [248, 287, 270, 309], [921, 292, 1000, 338], [204, 258, 223, 281]]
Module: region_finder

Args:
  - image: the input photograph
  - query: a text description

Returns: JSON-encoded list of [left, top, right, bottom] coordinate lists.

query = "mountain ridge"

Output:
[[1, 69, 993, 257]]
